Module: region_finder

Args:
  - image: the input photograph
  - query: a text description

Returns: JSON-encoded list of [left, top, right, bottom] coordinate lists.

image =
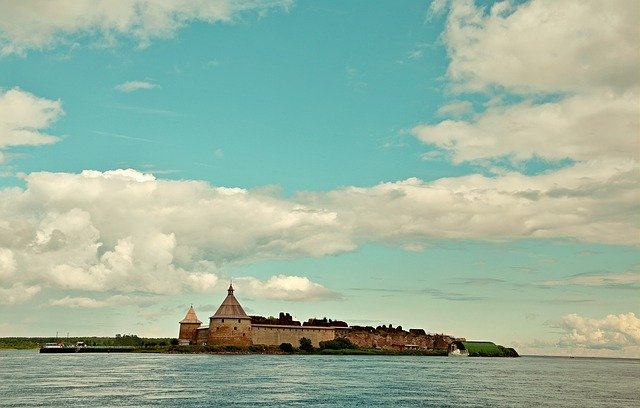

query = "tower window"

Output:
[[238, 319, 241, 323], [234, 327, 237, 330], [222, 319, 224, 323]]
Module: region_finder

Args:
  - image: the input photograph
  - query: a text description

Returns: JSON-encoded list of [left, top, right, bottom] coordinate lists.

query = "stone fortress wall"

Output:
[[251, 325, 337, 347], [179, 285, 457, 350]]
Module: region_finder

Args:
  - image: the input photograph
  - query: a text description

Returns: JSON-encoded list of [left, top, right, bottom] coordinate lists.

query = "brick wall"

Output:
[[251, 325, 337, 347]]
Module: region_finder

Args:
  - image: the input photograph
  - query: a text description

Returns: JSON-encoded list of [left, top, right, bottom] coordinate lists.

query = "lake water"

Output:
[[0, 350, 638, 407]]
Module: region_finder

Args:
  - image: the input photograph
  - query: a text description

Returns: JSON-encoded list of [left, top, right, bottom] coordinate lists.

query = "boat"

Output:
[[39, 341, 135, 353], [40, 342, 76, 353]]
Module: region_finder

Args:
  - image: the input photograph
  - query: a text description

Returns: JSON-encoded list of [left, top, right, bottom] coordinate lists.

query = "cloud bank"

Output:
[[556, 312, 640, 351], [514, 312, 640, 358], [0, 164, 637, 304], [0, 0, 293, 55]]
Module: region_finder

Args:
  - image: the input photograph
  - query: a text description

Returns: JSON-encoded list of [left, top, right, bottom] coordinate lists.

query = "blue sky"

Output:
[[0, 0, 638, 357]]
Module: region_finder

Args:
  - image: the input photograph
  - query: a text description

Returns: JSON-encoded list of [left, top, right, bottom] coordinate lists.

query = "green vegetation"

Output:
[[460, 341, 520, 357], [0, 335, 177, 350], [298, 337, 314, 352], [279, 343, 294, 353], [318, 337, 356, 350]]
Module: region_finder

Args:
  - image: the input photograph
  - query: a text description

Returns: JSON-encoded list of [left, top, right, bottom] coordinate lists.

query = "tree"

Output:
[[279, 343, 293, 353], [319, 337, 356, 350], [299, 337, 314, 352]]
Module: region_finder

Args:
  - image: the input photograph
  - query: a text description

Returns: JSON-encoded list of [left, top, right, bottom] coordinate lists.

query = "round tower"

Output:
[[208, 284, 252, 346], [178, 305, 202, 345]]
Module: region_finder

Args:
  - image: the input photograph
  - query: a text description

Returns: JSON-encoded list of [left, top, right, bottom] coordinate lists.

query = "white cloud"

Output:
[[513, 312, 640, 358], [436, 100, 473, 118], [0, 0, 294, 56], [413, 0, 640, 248], [0, 283, 41, 305], [115, 80, 159, 93], [0, 248, 17, 279], [420, 0, 639, 178], [442, 0, 639, 93], [0, 87, 63, 150], [557, 312, 640, 350], [308, 160, 639, 246], [0, 163, 636, 298], [412, 91, 639, 164], [0, 169, 353, 296], [407, 49, 423, 60], [235, 275, 341, 301], [49, 294, 153, 308]]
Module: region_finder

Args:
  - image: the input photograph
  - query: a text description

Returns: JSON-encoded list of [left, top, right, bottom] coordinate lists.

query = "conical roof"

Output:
[[179, 305, 202, 324], [211, 284, 249, 319]]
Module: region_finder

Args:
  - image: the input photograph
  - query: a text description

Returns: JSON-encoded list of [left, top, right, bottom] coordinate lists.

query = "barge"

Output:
[[40, 341, 134, 353]]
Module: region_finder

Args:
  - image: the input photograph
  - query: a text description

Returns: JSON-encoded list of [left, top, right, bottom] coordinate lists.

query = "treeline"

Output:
[[0, 335, 178, 349]]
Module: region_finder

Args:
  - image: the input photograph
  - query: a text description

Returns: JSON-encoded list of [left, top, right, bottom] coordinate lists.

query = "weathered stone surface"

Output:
[[208, 317, 252, 346], [251, 325, 337, 347], [178, 322, 201, 345], [344, 330, 456, 350]]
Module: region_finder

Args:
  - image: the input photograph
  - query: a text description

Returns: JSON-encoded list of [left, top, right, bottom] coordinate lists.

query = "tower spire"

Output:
[[227, 282, 234, 296]]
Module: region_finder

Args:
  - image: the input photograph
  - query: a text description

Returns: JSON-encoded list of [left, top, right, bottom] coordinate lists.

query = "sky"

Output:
[[0, 0, 638, 358]]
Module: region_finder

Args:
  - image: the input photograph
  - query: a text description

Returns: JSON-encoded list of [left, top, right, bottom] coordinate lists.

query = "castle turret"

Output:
[[208, 284, 252, 346], [178, 305, 202, 345]]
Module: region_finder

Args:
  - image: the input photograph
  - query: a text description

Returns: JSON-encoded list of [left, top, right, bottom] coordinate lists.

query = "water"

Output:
[[1, 350, 638, 407]]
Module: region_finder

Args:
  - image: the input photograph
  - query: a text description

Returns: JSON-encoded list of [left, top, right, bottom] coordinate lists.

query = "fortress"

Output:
[[178, 284, 458, 350]]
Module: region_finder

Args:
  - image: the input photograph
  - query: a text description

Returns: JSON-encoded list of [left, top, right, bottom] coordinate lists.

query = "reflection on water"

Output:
[[1, 351, 638, 407]]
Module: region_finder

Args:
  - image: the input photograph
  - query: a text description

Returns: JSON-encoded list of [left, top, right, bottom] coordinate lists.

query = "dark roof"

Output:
[[211, 284, 250, 319], [179, 306, 202, 324]]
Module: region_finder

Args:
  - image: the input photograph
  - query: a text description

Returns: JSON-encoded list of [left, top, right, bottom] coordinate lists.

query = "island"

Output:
[[175, 284, 518, 357]]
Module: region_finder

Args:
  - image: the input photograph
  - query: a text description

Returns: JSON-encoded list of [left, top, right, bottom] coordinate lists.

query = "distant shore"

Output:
[[1, 337, 520, 357]]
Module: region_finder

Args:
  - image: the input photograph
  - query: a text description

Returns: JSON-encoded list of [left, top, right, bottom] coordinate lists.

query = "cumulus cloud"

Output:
[[235, 275, 341, 301], [0, 247, 17, 280], [0, 0, 293, 55], [413, 1, 639, 252], [412, 92, 639, 164], [0, 88, 63, 158], [0, 283, 41, 305], [417, 0, 639, 172], [0, 163, 637, 299], [0, 169, 353, 297], [310, 160, 639, 245], [115, 80, 159, 93], [556, 312, 640, 350], [441, 0, 639, 93], [514, 312, 640, 357]]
